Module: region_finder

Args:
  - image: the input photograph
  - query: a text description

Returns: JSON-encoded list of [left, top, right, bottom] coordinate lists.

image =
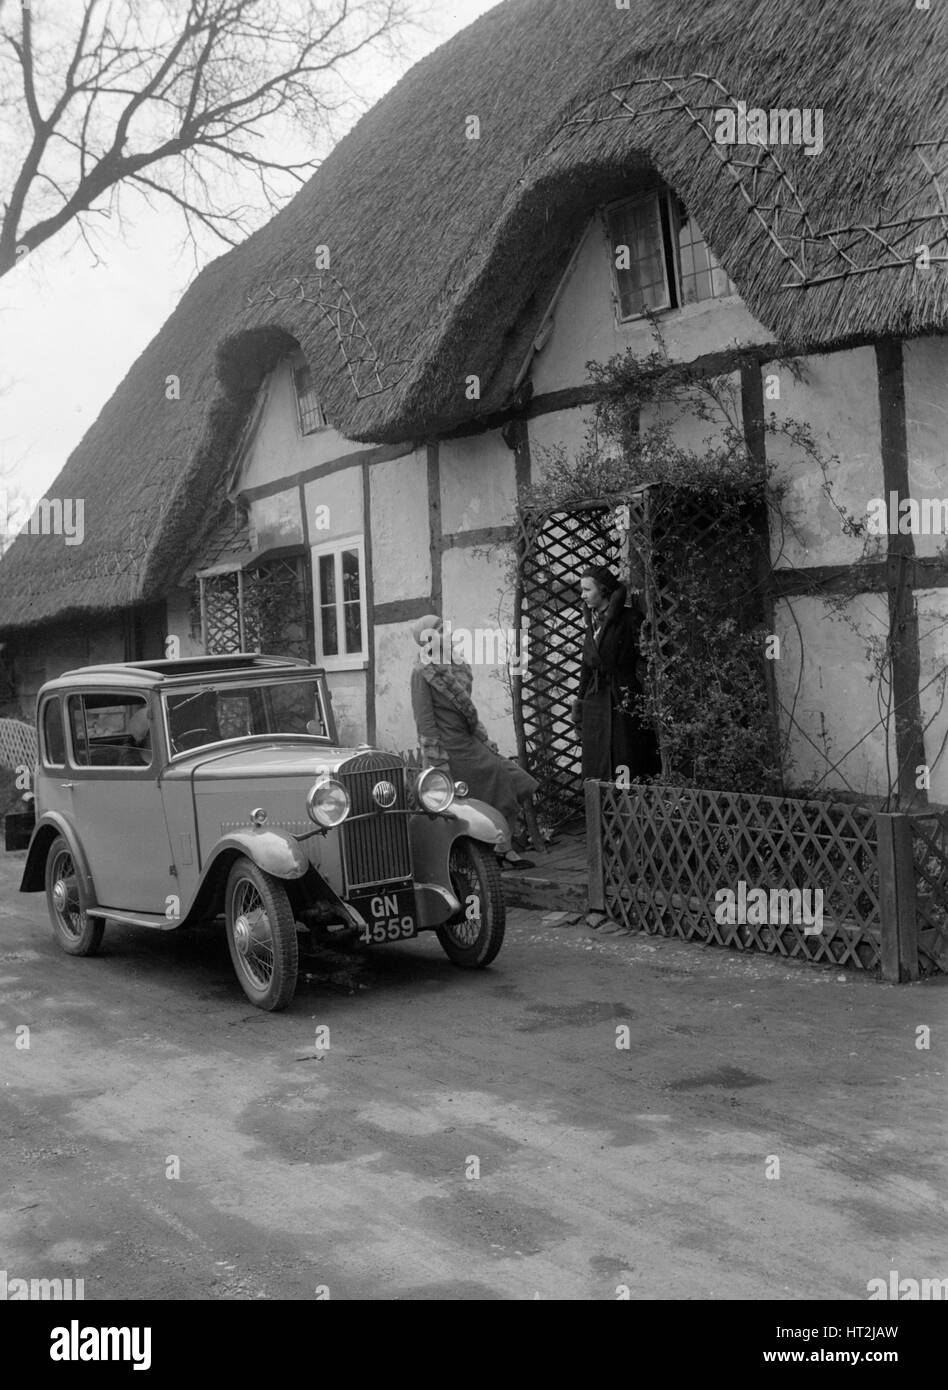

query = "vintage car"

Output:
[[19, 655, 509, 1010]]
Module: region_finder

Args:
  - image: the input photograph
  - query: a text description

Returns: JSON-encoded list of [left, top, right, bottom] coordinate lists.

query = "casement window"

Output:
[[312, 537, 367, 670], [605, 191, 737, 321], [198, 550, 315, 664], [293, 360, 328, 435]]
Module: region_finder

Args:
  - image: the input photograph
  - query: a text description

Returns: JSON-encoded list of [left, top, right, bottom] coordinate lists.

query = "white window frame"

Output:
[[292, 358, 329, 436], [604, 190, 672, 323], [311, 535, 368, 671], [604, 190, 736, 324]]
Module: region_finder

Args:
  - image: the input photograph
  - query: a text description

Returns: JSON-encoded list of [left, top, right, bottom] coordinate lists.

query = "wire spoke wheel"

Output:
[[44, 835, 105, 957], [225, 857, 298, 1011], [436, 839, 506, 969]]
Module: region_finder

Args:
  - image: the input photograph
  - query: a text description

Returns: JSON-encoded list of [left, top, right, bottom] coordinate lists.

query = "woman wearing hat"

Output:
[[410, 614, 538, 867], [572, 566, 660, 782]]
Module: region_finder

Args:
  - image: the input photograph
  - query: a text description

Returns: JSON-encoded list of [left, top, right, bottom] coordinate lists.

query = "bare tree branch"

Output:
[[0, 0, 419, 277]]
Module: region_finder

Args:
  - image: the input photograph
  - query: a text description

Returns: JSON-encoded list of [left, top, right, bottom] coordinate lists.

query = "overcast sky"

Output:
[[0, 0, 498, 505]]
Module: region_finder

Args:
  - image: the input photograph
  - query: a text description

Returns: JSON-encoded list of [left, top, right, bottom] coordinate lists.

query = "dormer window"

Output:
[[293, 359, 328, 434], [605, 191, 736, 321]]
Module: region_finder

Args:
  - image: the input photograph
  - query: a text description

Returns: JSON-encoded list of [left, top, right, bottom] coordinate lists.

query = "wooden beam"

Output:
[[237, 440, 416, 503], [374, 597, 437, 626], [876, 340, 927, 809], [362, 461, 376, 745], [741, 359, 783, 788], [439, 525, 516, 551], [769, 555, 948, 598], [512, 418, 532, 775], [585, 780, 606, 911], [426, 442, 442, 614]]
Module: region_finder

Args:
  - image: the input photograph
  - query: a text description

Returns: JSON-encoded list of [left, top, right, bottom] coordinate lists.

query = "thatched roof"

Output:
[[2, 0, 947, 632]]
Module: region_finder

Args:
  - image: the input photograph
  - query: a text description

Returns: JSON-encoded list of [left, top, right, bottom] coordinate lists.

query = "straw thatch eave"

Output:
[[2, 0, 946, 632]]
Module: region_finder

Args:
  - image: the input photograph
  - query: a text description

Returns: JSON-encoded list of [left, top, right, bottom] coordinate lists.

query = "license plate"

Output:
[[351, 886, 418, 944]]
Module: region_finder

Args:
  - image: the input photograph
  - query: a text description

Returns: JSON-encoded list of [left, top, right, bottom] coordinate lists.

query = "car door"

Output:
[[64, 688, 177, 915]]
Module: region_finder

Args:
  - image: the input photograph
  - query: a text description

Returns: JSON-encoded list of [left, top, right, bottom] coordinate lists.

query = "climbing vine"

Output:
[[499, 322, 944, 808]]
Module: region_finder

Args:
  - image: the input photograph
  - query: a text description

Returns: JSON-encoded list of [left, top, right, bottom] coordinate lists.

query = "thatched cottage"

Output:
[[2, 0, 948, 804]]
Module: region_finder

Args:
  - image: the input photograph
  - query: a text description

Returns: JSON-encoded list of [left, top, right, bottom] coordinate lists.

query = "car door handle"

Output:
[[60, 781, 75, 788]]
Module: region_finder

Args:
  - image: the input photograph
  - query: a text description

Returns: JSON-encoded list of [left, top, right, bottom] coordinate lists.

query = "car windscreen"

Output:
[[163, 679, 329, 756]]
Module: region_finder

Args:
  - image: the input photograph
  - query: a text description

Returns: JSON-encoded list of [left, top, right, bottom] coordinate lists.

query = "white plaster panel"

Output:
[[440, 430, 517, 533], [530, 215, 773, 398], [374, 620, 425, 756], [639, 374, 741, 452], [915, 588, 948, 804], [303, 464, 363, 542], [441, 544, 518, 753], [765, 348, 884, 570], [904, 337, 948, 559], [369, 450, 430, 602], [238, 359, 365, 491], [527, 407, 597, 480], [773, 593, 895, 799]]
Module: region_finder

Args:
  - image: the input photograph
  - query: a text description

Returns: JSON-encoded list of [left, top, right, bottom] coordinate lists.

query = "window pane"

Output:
[[343, 600, 362, 654], [321, 604, 339, 656], [608, 196, 670, 318], [67, 694, 150, 766], [676, 206, 736, 304], [67, 697, 88, 766], [341, 548, 360, 602], [42, 699, 65, 765], [294, 362, 327, 435], [318, 553, 335, 605]]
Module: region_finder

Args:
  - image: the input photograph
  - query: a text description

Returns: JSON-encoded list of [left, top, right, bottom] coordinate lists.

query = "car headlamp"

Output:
[[306, 776, 350, 827], [416, 767, 455, 813]]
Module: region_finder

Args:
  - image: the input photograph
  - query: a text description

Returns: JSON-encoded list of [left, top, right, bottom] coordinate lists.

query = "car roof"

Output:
[[41, 654, 325, 694]]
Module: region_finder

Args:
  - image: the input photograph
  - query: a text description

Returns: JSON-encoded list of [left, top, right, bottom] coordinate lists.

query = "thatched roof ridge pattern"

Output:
[[2, 0, 946, 631]]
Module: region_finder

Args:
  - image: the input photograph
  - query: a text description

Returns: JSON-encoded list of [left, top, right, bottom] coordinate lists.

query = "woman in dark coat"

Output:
[[410, 614, 539, 866], [572, 565, 660, 782]]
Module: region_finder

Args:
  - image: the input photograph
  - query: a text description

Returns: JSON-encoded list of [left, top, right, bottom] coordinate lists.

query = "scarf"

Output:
[[416, 655, 495, 767]]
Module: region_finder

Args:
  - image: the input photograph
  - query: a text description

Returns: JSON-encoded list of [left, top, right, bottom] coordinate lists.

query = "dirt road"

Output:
[[1, 851, 945, 1300]]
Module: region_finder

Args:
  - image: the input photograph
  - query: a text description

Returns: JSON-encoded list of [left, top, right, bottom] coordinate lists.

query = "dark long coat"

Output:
[[577, 583, 660, 782]]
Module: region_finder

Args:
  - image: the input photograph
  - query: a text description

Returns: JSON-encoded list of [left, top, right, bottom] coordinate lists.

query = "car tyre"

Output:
[[224, 857, 299, 1011], [437, 838, 506, 968], [45, 835, 105, 957]]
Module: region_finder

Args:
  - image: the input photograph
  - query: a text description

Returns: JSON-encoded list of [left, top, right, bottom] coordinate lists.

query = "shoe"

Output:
[[496, 853, 536, 870]]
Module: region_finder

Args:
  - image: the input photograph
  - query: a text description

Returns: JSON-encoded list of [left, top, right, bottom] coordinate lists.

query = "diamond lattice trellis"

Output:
[[600, 783, 884, 970], [515, 498, 646, 818], [202, 573, 241, 654], [243, 557, 313, 662], [514, 485, 766, 813]]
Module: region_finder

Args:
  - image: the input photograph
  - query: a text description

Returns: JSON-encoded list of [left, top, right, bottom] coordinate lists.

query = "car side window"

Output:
[[67, 693, 153, 769], [41, 698, 66, 766]]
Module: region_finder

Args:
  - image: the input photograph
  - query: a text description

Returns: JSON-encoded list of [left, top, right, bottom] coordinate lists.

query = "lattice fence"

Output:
[[587, 782, 948, 980], [0, 718, 37, 773], [910, 812, 948, 976]]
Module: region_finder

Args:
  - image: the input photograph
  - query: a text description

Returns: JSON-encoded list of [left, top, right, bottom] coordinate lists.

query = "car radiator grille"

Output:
[[337, 753, 412, 890]]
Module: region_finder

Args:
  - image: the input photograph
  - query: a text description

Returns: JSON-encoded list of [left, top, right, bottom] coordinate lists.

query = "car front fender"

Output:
[[409, 797, 508, 888], [19, 813, 96, 905], [208, 826, 310, 880]]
